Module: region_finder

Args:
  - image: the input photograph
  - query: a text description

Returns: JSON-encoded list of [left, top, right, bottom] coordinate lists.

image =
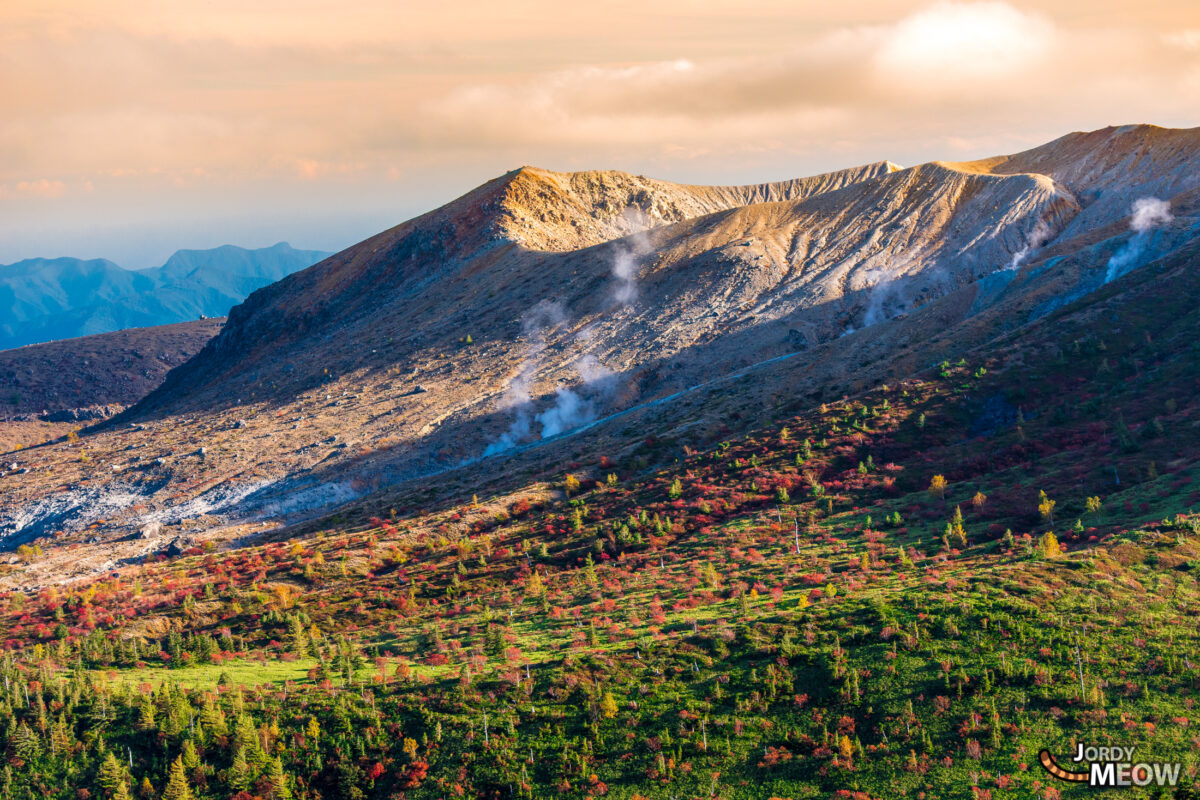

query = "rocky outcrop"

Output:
[[40, 404, 125, 423]]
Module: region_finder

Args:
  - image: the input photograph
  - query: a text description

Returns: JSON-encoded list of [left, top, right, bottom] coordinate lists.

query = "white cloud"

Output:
[[874, 2, 1055, 85]]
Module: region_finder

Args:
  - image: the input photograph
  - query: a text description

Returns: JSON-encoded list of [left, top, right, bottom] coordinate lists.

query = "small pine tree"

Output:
[[181, 740, 201, 772], [948, 505, 967, 546], [929, 474, 947, 500], [288, 615, 309, 658], [525, 570, 545, 600], [229, 748, 251, 791], [267, 756, 292, 800], [98, 751, 127, 796], [1038, 490, 1056, 525], [1039, 531, 1061, 559], [161, 757, 193, 800], [136, 694, 156, 731], [599, 691, 619, 720]]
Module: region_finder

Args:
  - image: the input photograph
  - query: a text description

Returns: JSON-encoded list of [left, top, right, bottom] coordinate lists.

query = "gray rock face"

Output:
[[163, 536, 196, 557], [40, 405, 124, 423]]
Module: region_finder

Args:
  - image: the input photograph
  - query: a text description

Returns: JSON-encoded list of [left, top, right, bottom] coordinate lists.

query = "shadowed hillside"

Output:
[[0, 319, 224, 420]]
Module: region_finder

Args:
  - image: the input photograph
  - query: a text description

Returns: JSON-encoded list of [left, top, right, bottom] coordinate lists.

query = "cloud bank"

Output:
[[1, 1, 1198, 264]]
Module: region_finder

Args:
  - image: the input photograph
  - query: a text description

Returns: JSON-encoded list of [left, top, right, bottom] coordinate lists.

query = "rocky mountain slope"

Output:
[[0, 242, 330, 350], [0, 124, 1197, 567], [1, 182, 1199, 798]]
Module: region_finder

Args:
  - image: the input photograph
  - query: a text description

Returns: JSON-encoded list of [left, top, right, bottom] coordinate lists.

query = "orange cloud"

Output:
[[1, 179, 67, 198], [0, 0, 1198, 265]]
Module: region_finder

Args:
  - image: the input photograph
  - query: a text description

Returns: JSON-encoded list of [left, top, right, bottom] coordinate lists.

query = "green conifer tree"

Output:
[[160, 757, 193, 800]]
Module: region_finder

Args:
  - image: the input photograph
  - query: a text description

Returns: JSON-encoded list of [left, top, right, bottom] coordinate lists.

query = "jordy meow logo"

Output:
[[1039, 744, 1183, 788]]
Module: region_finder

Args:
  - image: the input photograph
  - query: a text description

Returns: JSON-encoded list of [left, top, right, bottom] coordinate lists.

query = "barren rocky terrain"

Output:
[[1, 124, 1197, 586]]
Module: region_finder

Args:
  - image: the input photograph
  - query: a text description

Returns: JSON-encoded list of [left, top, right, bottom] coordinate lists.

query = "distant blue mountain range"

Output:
[[0, 242, 331, 351]]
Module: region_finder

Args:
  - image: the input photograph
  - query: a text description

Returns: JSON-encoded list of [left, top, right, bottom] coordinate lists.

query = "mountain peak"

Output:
[[493, 161, 902, 252]]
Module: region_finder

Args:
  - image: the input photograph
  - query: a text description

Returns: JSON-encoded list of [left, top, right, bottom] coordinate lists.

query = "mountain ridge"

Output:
[[0, 122, 1197, 562], [0, 241, 331, 351]]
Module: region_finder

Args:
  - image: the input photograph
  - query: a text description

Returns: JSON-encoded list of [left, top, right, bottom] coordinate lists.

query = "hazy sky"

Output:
[[3, 0, 1199, 267]]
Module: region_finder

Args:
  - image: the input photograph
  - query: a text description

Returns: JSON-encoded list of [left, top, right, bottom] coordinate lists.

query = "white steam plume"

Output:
[[1105, 197, 1173, 284], [610, 207, 653, 306], [483, 300, 566, 455], [1007, 217, 1053, 271], [483, 207, 656, 455], [860, 267, 897, 328], [535, 387, 590, 439], [485, 311, 621, 453], [860, 266, 951, 329], [534, 353, 617, 438]]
